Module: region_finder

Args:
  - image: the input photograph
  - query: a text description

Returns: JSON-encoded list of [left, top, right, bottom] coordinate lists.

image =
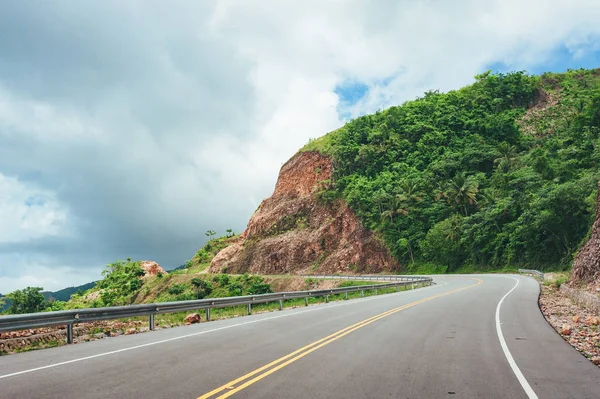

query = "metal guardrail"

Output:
[[302, 275, 426, 282], [518, 269, 545, 280], [0, 274, 432, 344]]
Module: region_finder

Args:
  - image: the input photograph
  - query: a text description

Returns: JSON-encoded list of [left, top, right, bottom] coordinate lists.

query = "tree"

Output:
[[439, 172, 479, 216], [381, 194, 409, 222], [494, 142, 518, 172], [397, 238, 415, 265], [6, 287, 47, 314], [205, 230, 216, 238], [97, 259, 145, 306], [421, 215, 464, 270], [225, 229, 235, 238], [398, 179, 424, 202]]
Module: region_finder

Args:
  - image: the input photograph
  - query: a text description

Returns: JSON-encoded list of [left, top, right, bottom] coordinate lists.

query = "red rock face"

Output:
[[139, 261, 167, 278], [209, 151, 401, 275], [570, 182, 600, 286]]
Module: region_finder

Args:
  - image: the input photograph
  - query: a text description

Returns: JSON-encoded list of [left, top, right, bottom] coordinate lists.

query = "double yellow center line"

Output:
[[198, 278, 483, 399]]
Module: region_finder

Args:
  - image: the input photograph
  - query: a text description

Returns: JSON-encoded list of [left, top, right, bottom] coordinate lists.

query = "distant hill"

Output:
[[42, 281, 97, 302], [167, 264, 188, 272]]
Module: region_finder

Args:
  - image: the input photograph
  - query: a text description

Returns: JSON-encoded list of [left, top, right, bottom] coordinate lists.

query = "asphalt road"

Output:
[[1, 275, 599, 399]]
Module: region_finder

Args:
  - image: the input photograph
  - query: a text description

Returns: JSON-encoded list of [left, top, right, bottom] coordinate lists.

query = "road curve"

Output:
[[1, 275, 599, 398]]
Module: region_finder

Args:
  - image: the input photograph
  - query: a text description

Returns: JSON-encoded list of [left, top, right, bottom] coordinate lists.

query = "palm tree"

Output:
[[494, 142, 518, 171], [381, 195, 409, 222], [398, 179, 423, 201], [381, 179, 425, 223], [440, 172, 479, 216]]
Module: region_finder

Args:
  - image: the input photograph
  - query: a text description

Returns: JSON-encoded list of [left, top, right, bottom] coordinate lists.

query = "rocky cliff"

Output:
[[570, 181, 600, 286], [139, 261, 167, 278], [209, 151, 400, 275]]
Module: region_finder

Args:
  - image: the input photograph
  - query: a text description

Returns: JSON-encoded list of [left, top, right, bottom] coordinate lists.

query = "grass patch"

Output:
[[543, 273, 570, 288], [13, 339, 63, 353], [299, 130, 339, 155]]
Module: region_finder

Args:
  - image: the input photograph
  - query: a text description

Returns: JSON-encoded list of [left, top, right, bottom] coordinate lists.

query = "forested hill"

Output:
[[302, 68, 600, 273]]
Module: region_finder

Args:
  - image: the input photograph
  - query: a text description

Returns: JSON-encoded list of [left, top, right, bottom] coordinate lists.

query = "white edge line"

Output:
[[0, 279, 446, 380], [496, 277, 539, 399]]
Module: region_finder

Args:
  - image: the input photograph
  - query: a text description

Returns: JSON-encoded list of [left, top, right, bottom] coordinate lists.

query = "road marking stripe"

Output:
[[195, 306, 407, 399], [198, 279, 483, 399], [496, 277, 539, 399], [0, 281, 445, 380]]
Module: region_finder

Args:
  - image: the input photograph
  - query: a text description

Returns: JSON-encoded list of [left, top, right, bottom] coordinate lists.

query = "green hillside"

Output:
[[302, 68, 600, 272]]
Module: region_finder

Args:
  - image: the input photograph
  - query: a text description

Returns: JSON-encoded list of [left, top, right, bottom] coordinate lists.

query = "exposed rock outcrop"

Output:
[[184, 313, 201, 324], [570, 182, 600, 287], [209, 151, 400, 275], [139, 261, 167, 278]]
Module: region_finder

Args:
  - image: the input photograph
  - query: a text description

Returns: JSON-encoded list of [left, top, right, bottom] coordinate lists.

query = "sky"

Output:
[[1, 0, 600, 294]]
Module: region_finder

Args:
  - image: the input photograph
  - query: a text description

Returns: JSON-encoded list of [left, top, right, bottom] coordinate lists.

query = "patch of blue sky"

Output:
[[335, 80, 369, 106], [24, 195, 45, 207], [485, 42, 600, 76], [334, 80, 368, 121], [334, 75, 398, 121]]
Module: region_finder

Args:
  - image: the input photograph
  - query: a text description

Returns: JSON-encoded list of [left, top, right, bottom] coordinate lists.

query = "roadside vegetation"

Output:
[[302, 68, 600, 272], [0, 279, 417, 356]]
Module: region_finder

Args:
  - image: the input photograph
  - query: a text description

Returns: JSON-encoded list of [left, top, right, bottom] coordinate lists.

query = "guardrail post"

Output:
[[361, 290, 364, 297], [247, 303, 252, 315], [206, 308, 211, 321], [325, 295, 329, 303], [305, 297, 309, 306], [345, 292, 348, 300], [66, 323, 73, 344], [396, 285, 399, 292], [375, 288, 378, 295], [149, 314, 155, 330], [279, 299, 283, 311]]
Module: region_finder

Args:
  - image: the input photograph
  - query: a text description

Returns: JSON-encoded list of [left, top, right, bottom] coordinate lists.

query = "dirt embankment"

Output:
[[540, 181, 600, 368], [209, 151, 400, 275], [539, 284, 600, 367], [570, 181, 600, 289]]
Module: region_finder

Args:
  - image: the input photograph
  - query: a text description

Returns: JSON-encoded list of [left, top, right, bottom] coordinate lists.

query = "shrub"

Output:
[[44, 300, 66, 312], [227, 282, 243, 297], [191, 278, 213, 299], [248, 282, 273, 295], [212, 274, 230, 286], [167, 284, 186, 296]]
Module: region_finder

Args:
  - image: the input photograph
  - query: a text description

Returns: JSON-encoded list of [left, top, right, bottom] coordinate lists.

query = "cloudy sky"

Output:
[[1, 0, 600, 293]]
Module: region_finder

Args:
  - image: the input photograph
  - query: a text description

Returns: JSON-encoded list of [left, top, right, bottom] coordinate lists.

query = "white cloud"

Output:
[[0, 174, 69, 243], [0, 261, 100, 294], [1, 0, 600, 293]]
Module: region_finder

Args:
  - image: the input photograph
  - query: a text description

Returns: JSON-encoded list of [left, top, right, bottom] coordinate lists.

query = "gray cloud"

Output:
[[0, 1, 261, 290]]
